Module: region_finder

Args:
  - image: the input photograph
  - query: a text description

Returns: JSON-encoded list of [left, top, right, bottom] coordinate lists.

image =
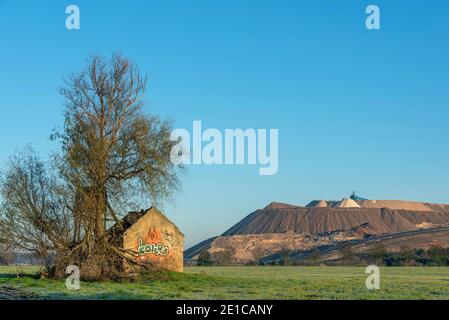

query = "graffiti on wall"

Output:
[[135, 227, 175, 261], [137, 238, 169, 256], [162, 230, 181, 247]]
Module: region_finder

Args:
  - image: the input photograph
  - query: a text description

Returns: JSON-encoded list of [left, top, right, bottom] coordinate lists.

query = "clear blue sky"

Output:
[[1, 1, 449, 247]]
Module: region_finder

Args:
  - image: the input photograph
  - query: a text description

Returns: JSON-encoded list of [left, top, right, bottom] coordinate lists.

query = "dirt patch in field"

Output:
[[0, 286, 37, 300]]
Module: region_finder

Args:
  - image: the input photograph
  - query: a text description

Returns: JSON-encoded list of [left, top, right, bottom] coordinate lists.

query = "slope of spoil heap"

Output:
[[221, 201, 449, 236]]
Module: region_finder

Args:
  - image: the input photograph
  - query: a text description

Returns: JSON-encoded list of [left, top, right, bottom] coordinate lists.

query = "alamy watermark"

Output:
[[66, 5, 80, 30], [65, 265, 80, 290], [170, 121, 279, 176], [365, 265, 380, 290], [365, 5, 381, 30], [64, 5, 379, 31]]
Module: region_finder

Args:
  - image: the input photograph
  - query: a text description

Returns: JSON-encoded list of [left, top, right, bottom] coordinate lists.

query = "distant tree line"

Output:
[[194, 244, 449, 267], [306, 244, 449, 267], [370, 245, 449, 267], [196, 248, 236, 266]]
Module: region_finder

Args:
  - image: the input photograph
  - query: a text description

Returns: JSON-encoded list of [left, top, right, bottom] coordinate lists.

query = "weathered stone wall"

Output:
[[123, 208, 184, 272]]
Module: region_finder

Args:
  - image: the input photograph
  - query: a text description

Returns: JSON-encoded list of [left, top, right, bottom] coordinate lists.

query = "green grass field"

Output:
[[1, 266, 448, 300]]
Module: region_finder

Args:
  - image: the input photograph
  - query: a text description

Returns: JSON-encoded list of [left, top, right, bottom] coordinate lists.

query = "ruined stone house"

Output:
[[109, 207, 184, 272]]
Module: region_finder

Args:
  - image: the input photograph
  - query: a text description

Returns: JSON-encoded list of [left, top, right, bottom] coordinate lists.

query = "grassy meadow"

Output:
[[1, 266, 449, 300]]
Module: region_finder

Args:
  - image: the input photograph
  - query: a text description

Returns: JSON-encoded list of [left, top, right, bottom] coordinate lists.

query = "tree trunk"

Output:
[[94, 185, 107, 237]]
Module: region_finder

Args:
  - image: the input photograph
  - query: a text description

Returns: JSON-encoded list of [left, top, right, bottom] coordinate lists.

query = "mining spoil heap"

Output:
[[221, 200, 449, 236], [185, 197, 449, 262]]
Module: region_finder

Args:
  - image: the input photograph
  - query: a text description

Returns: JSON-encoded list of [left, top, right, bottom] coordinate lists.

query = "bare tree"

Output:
[[252, 244, 268, 265], [368, 242, 386, 265], [338, 243, 355, 265], [0, 147, 72, 262], [212, 249, 235, 266], [279, 247, 292, 266], [400, 245, 414, 266], [196, 251, 211, 266], [1, 54, 182, 279], [56, 54, 179, 231]]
